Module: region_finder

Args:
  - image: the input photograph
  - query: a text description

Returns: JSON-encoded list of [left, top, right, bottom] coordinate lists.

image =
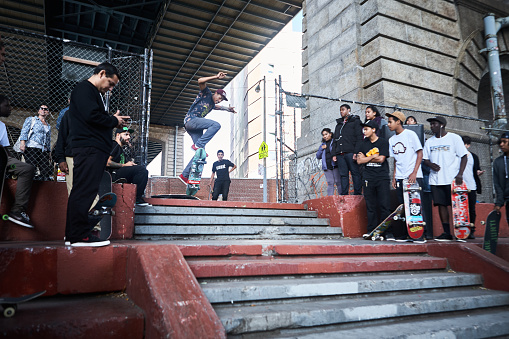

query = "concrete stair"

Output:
[[184, 243, 509, 338], [0, 293, 144, 338], [134, 204, 341, 240]]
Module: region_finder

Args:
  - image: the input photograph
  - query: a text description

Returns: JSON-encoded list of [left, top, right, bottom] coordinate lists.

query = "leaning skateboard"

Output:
[[0, 147, 33, 228], [451, 180, 471, 240], [186, 148, 207, 196], [0, 290, 46, 317], [482, 210, 501, 254], [363, 204, 404, 241], [402, 179, 425, 239], [89, 191, 117, 240]]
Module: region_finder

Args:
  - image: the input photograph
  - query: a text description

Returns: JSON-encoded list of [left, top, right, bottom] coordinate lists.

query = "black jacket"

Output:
[[472, 152, 482, 194], [55, 110, 72, 164], [493, 154, 509, 206], [332, 114, 363, 155], [68, 80, 118, 153]]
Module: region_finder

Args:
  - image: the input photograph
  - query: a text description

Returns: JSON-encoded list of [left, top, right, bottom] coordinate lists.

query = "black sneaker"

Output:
[[395, 235, 412, 242], [7, 211, 34, 228], [71, 234, 110, 247], [413, 237, 427, 244], [435, 232, 453, 242], [384, 232, 395, 241]]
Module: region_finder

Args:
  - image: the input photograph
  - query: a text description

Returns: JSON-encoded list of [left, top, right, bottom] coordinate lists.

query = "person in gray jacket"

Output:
[[493, 131, 509, 226], [316, 128, 341, 196]]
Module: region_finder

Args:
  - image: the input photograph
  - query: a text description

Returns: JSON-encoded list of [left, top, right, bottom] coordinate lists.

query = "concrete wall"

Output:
[[148, 124, 185, 176], [296, 0, 509, 203]]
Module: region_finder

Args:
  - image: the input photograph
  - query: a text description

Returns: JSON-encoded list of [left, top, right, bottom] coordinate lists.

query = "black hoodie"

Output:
[[493, 154, 509, 206], [332, 114, 363, 155]]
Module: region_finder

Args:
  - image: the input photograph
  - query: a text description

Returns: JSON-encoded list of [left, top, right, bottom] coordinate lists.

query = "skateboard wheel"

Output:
[[481, 221, 485, 225], [371, 236, 377, 241], [379, 236, 384, 241], [422, 222, 426, 226], [3, 306, 15, 318], [2, 214, 8, 221], [111, 210, 116, 216]]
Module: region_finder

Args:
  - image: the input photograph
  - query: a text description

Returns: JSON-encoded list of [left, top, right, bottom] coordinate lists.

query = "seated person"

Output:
[[0, 95, 35, 228], [107, 127, 149, 206]]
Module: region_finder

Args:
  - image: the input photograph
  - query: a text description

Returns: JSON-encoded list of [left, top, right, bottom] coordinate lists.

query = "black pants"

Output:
[[24, 147, 52, 179], [395, 178, 425, 237], [468, 190, 477, 232], [336, 153, 362, 195], [111, 165, 148, 201], [65, 147, 109, 242], [212, 180, 231, 201], [363, 178, 391, 232]]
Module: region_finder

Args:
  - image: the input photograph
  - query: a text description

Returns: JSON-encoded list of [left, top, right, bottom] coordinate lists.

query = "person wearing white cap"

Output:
[[179, 72, 236, 185]]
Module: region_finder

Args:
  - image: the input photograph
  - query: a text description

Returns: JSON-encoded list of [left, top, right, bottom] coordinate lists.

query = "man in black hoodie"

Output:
[[493, 131, 509, 227], [66, 62, 129, 247], [332, 104, 363, 195]]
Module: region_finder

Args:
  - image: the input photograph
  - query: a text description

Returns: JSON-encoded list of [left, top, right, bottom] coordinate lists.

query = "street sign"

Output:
[[259, 141, 268, 159]]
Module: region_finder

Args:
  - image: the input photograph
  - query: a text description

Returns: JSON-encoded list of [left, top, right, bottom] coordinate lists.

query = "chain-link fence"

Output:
[[0, 26, 152, 180], [282, 91, 497, 204]]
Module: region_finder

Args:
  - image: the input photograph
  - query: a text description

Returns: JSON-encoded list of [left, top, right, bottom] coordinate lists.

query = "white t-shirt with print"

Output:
[[0, 121, 9, 147], [388, 128, 423, 179], [463, 151, 477, 191], [423, 132, 468, 185]]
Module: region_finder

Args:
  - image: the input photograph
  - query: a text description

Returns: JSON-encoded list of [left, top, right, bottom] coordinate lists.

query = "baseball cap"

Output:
[[116, 126, 134, 135], [385, 111, 406, 123], [426, 116, 447, 126], [500, 131, 509, 139], [216, 89, 228, 101], [360, 120, 378, 129]]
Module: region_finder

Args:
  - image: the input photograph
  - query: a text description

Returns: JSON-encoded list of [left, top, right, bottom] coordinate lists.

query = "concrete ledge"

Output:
[[145, 198, 306, 210], [303, 196, 367, 237], [0, 180, 136, 241], [427, 242, 509, 292], [126, 244, 225, 339]]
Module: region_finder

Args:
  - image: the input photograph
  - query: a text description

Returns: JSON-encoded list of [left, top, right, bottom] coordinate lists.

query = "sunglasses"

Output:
[[40, 107, 49, 111]]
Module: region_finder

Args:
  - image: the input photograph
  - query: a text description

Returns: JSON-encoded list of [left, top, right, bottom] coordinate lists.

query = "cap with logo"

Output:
[[116, 126, 134, 135], [216, 89, 228, 101]]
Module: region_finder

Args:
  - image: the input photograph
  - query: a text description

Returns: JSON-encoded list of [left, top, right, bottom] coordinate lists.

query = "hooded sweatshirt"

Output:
[[332, 114, 363, 155], [493, 154, 509, 206]]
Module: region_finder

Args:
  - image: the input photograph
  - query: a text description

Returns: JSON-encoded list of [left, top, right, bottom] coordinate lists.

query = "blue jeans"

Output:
[[323, 167, 341, 196], [336, 153, 362, 195], [182, 117, 221, 177]]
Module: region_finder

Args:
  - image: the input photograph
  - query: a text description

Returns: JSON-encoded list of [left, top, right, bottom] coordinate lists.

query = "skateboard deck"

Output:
[[482, 210, 501, 254], [89, 191, 116, 240], [402, 179, 425, 239], [0, 290, 46, 317], [363, 204, 404, 241], [94, 171, 114, 240], [186, 148, 207, 196], [451, 180, 471, 239]]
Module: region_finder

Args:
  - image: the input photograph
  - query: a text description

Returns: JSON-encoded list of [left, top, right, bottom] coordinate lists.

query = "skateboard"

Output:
[[89, 192, 116, 240], [482, 210, 501, 254], [402, 179, 425, 239], [186, 148, 207, 196], [92, 171, 114, 240], [0, 290, 46, 317], [451, 180, 471, 239], [363, 204, 404, 241]]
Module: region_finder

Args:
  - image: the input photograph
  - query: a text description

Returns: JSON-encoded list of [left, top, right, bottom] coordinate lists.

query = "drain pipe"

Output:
[[173, 125, 178, 177], [481, 13, 509, 129]]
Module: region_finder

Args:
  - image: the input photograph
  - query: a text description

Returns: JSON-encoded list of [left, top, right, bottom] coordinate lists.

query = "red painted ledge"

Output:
[[146, 198, 305, 210]]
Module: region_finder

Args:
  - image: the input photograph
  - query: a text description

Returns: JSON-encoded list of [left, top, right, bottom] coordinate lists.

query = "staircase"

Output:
[[134, 204, 341, 240], [184, 242, 509, 338]]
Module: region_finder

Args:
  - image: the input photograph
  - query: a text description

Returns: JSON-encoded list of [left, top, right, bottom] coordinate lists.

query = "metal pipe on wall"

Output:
[[174, 125, 178, 177]]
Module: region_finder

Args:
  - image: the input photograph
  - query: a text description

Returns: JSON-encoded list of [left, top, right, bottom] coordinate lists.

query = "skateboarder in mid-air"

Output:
[[179, 72, 236, 185], [493, 131, 509, 226]]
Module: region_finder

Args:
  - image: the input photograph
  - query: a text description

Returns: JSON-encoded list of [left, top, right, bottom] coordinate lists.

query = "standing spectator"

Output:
[[462, 136, 484, 238], [405, 116, 418, 125], [316, 128, 341, 196], [423, 116, 467, 241], [107, 127, 149, 206], [386, 111, 425, 242], [178, 72, 236, 184], [357, 120, 391, 234], [209, 150, 236, 201], [493, 132, 509, 227], [364, 105, 387, 137], [19, 105, 52, 180], [332, 104, 363, 195], [65, 62, 129, 247], [0, 95, 35, 228]]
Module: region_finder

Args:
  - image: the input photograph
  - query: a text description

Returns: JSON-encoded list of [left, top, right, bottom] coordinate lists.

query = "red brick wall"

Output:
[[146, 177, 279, 202]]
